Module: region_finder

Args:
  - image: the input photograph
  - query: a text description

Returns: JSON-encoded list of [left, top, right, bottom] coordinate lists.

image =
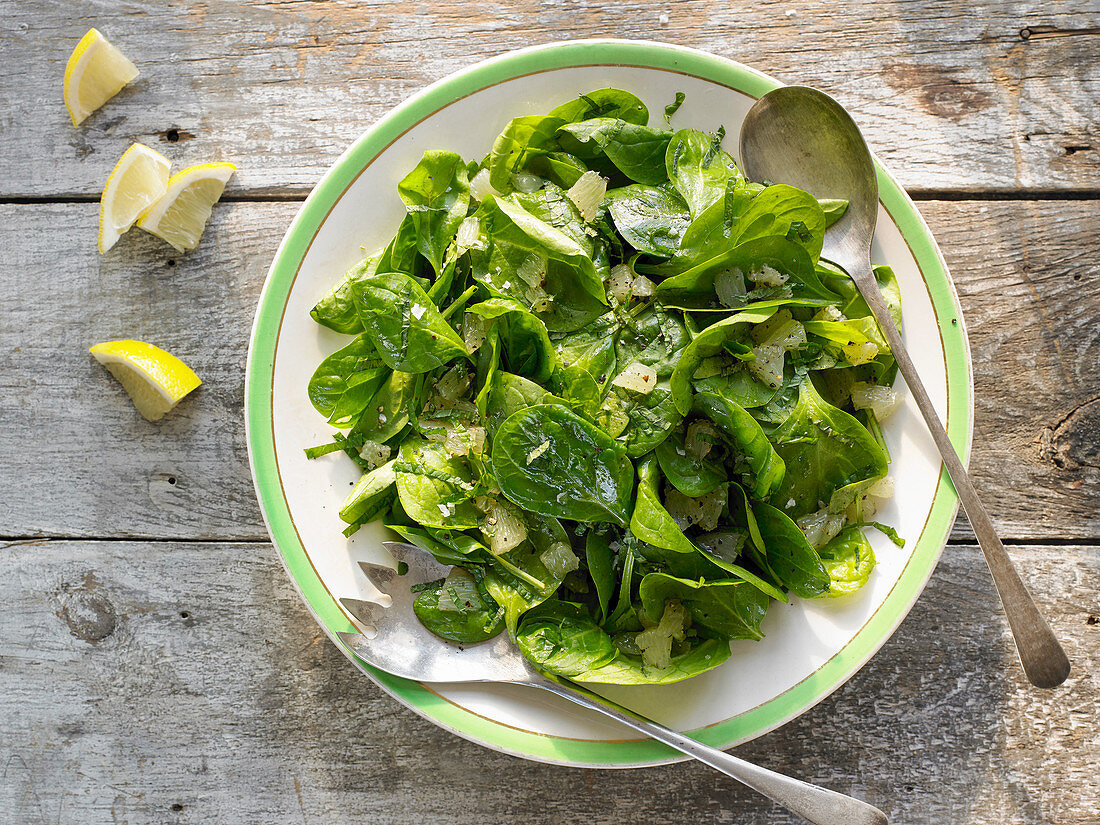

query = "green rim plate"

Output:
[[245, 39, 972, 767]]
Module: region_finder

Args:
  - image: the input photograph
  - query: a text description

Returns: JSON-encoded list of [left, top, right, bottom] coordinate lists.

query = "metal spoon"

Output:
[[739, 86, 1070, 689]]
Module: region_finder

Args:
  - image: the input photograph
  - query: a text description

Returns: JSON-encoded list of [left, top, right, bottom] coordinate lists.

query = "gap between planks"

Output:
[[2, 535, 1098, 547], [2, 191, 1100, 206]]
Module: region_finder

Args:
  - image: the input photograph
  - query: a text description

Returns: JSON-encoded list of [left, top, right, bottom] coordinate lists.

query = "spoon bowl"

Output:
[[739, 85, 878, 276]]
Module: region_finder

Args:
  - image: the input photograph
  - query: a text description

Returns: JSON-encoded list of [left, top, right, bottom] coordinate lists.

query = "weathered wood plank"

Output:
[[1, 0, 1097, 197], [1, 199, 1096, 541], [0, 540, 1095, 824]]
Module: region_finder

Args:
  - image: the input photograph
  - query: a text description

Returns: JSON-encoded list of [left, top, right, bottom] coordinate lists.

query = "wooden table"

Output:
[[2, 2, 1097, 822]]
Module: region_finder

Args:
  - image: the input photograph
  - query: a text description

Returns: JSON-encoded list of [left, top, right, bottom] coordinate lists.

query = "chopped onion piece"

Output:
[[454, 216, 482, 254], [747, 264, 789, 287], [867, 475, 895, 499], [851, 382, 901, 420], [611, 361, 657, 394], [748, 344, 785, 388], [715, 267, 747, 307], [813, 305, 845, 323], [632, 274, 656, 297], [843, 342, 880, 365], [636, 600, 689, 669], [760, 317, 807, 351], [435, 364, 471, 403], [516, 254, 547, 288], [797, 508, 846, 550], [607, 263, 634, 303], [664, 485, 727, 532], [469, 168, 500, 202], [358, 440, 391, 469], [479, 498, 528, 555], [539, 541, 580, 579], [436, 568, 480, 613], [567, 170, 607, 222], [685, 420, 718, 459], [511, 171, 543, 193], [462, 312, 488, 353]]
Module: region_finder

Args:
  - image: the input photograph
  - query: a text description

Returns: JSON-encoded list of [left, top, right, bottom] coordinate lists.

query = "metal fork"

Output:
[[336, 541, 888, 825]]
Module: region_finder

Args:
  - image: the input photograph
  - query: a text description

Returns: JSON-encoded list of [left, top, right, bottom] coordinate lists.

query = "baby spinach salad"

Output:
[[305, 88, 905, 685]]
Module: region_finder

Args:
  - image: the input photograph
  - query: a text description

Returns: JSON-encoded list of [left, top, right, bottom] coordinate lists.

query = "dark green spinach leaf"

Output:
[[492, 404, 634, 525]]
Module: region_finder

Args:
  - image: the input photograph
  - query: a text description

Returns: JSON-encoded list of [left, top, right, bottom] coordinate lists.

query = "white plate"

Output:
[[246, 39, 973, 767]]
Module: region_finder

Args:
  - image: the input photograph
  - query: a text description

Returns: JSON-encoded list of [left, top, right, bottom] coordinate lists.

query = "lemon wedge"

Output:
[[90, 340, 201, 421], [64, 29, 139, 127], [137, 163, 236, 251], [99, 143, 171, 254]]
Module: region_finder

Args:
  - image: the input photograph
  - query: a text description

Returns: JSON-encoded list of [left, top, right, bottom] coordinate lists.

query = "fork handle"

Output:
[[526, 674, 887, 825], [849, 261, 1070, 689]]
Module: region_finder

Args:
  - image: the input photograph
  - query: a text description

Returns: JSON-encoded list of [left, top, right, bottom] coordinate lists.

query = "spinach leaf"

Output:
[[467, 298, 558, 382], [524, 151, 588, 189], [397, 151, 471, 278], [819, 198, 849, 229], [663, 92, 686, 125], [655, 428, 727, 497], [753, 502, 830, 598], [655, 237, 832, 310], [555, 311, 621, 385], [615, 385, 683, 457], [558, 119, 673, 185], [585, 531, 614, 622], [339, 459, 397, 524], [484, 531, 579, 632], [629, 455, 697, 555], [551, 364, 603, 420], [665, 183, 827, 277], [492, 404, 634, 526], [693, 391, 785, 499], [569, 637, 730, 685], [515, 600, 619, 676], [412, 568, 505, 643], [768, 377, 888, 518], [638, 572, 770, 640], [665, 128, 745, 217], [818, 526, 876, 597], [615, 303, 689, 380], [549, 89, 649, 126], [309, 215, 422, 333], [669, 304, 780, 415], [352, 272, 468, 373], [485, 371, 554, 432], [605, 184, 691, 257], [384, 522, 481, 567], [394, 438, 481, 529], [474, 325, 500, 418], [489, 115, 568, 191], [471, 194, 608, 331], [306, 332, 387, 424], [350, 370, 417, 444]]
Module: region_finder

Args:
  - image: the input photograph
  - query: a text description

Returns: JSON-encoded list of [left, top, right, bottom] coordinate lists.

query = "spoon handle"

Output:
[[527, 673, 888, 825], [849, 263, 1070, 688]]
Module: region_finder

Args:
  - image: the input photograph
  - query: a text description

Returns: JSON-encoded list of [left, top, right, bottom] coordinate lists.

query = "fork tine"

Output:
[[357, 560, 400, 594], [381, 540, 453, 581], [381, 540, 423, 560], [337, 631, 378, 662], [339, 597, 382, 631]]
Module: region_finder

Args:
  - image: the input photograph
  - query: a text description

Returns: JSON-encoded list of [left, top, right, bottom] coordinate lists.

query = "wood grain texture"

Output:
[[1, 0, 1098, 198], [1, 199, 1096, 541], [0, 539, 1095, 824]]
